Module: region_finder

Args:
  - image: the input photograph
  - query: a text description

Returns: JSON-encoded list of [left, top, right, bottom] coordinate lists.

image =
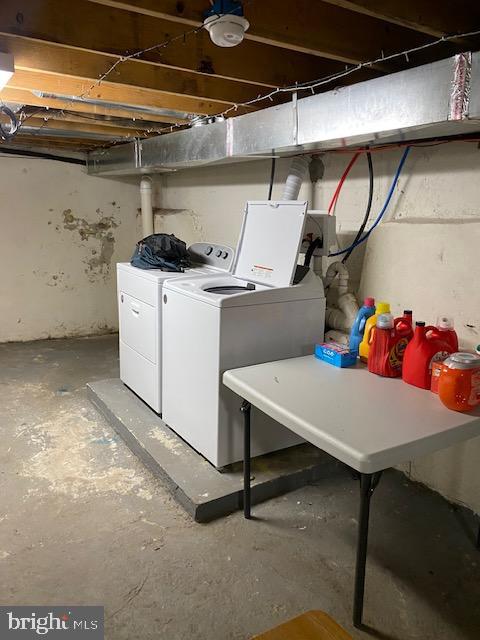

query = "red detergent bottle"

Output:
[[402, 321, 454, 389], [368, 313, 411, 378], [427, 316, 459, 352], [395, 310, 414, 341]]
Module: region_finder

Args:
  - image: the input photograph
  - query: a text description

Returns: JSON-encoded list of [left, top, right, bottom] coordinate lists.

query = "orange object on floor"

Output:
[[251, 610, 353, 640]]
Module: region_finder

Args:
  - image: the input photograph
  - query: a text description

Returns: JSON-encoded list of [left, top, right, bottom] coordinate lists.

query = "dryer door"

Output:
[[119, 291, 157, 364]]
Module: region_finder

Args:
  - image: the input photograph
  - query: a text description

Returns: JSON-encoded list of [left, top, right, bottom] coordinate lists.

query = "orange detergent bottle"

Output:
[[359, 301, 390, 362], [368, 313, 411, 377], [438, 352, 480, 412], [402, 321, 453, 389]]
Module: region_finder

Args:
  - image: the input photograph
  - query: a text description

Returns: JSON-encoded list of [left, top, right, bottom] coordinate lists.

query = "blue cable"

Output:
[[329, 146, 411, 257]]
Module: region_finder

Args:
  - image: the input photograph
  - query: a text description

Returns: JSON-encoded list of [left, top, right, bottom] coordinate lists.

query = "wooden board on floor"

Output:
[[252, 610, 352, 640]]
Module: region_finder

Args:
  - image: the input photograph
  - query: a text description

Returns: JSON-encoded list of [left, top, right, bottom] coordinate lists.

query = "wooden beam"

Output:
[[317, 0, 480, 39], [24, 117, 140, 139], [86, 0, 445, 65], [0, 34, 271, 109], [0, 145, 87, 158], [1, 0, 351, 88], [0, 87, 185, 124], [8, 135, 105, 149], [28, 111, 168, 131], [7, 69, 234, 116]]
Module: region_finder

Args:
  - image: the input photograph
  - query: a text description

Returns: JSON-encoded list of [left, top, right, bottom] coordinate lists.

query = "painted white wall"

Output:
[[157, 142, 480, 513], [0, 157, 141, 342]]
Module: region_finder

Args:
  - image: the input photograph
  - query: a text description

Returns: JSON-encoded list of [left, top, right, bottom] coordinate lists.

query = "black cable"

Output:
[[304, 237, 322, 268], [0, 105, 19, 141], [342, 150, 373, 263], [267, 156, 276, 200], [0, 147, 86, 165]]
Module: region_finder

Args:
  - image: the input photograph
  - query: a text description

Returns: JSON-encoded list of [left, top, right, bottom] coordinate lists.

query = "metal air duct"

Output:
[[87, 53, 480, 176]]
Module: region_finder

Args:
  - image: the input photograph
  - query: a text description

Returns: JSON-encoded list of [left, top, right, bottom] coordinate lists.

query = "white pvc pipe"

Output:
[[325, 293, 359, 332], [140, 176, 154, 238], [282, 156, 311, 200], [325, 329, 350, 345], [324, 261, 359, 332], [338, 292, 359, 327], [324, 261, 349, 296]]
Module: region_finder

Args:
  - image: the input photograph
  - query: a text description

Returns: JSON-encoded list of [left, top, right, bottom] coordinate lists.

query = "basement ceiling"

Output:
[[0, 0, 480, 153]]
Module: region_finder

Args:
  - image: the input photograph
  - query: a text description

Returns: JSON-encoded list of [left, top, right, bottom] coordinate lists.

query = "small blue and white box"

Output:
[[315, 342, 357, 368]]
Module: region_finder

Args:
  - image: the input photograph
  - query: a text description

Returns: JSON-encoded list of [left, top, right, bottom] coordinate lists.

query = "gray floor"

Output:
[[1, 336, 479, 640]]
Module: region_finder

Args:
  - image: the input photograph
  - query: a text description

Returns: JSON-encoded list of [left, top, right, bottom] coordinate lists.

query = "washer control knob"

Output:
[[216, 250, 222, 258], [205, 246, 213, 255]]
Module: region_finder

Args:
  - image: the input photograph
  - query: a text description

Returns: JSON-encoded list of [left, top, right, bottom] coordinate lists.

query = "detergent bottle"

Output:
[[349, 297, 375, 355], [394, 310, 414, 341], [359, 301, 390, 362], [427, 316, 458, 352], [402, 321, 454, 389], [368, 313, 411, 377]]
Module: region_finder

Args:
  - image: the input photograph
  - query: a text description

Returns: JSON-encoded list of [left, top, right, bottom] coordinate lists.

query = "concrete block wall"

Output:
[[1, 143, 479, 513], [0, 157, 141, 342], [156, 141, 480, 513]]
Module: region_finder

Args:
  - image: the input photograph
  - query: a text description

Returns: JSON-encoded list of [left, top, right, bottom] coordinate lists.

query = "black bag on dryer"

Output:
[[130, 233, 191, 271]]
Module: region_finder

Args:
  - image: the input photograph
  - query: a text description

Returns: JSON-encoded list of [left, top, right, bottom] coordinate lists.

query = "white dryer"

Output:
[[117, 243, 234, 413], [162, 201, 326, 468]]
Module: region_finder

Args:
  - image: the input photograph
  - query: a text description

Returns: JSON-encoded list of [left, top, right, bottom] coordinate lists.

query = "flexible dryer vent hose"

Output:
[[282, 156, 311, 200]]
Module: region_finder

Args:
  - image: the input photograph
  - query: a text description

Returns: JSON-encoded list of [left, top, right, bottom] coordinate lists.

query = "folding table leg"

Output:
[[353, 471, 383, 628], [240, 400, 252, 519]]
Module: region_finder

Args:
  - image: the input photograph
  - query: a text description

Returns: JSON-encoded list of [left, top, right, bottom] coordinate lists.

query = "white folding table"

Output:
[[223, 355, 480, 628]]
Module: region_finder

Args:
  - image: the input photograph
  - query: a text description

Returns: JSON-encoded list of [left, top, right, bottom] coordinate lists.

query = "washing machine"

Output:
[[117, 242, 234, 413], [162, 201, 326, 468]]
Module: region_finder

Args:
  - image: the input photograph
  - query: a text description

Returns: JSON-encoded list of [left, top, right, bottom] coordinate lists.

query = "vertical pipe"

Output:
[[308, 156, 325, 210], [140, 176, 154, 238]]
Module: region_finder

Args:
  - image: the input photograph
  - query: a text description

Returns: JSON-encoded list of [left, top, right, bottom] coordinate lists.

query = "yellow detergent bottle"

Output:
[[358, 301, 390, 362]]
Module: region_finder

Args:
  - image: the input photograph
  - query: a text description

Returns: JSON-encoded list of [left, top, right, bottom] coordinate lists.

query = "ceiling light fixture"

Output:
[[203, 1, 249, 48], [0, 52, 14, 91]]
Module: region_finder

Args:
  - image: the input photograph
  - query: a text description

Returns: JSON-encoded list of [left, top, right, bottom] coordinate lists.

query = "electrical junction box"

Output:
[[300, 211, 337, 257]]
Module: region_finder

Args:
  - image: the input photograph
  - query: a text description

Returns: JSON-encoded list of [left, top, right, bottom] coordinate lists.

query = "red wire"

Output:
[[327, 151, 361, 215]]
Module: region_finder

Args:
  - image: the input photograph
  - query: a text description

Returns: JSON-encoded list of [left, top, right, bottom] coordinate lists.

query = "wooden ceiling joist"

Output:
[[23, 117, 140, 139], [0, 0, 348, 88], [85, 0, 453, 64], [7, 69, 232, 117], [30, 111, 168, 131], [1, 0, 478, 153], [318, 0, 480, 40], [11, 134, 105, 149], [0, 34, 274, 108], [0, 88, 186, 125]]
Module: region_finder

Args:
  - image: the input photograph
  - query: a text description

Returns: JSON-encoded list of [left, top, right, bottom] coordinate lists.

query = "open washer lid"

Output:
[[232, 200, 308, 288]]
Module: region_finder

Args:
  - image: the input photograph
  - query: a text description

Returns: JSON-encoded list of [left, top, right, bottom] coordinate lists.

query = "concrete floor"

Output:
[[1, 335, 479, 640]]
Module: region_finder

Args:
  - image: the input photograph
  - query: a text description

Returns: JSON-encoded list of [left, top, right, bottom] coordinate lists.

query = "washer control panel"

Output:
[[189, 242, 234, 271]]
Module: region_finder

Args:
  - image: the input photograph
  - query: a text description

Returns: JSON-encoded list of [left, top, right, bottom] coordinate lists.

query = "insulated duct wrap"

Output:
[[449, 52, 472, 121]]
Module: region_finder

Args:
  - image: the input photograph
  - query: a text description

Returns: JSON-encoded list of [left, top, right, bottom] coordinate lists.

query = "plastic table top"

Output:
[[223, 355, 480, 474]]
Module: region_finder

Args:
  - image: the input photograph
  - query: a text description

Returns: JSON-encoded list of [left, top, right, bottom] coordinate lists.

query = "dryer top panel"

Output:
[[117, 242, 234, 284]]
